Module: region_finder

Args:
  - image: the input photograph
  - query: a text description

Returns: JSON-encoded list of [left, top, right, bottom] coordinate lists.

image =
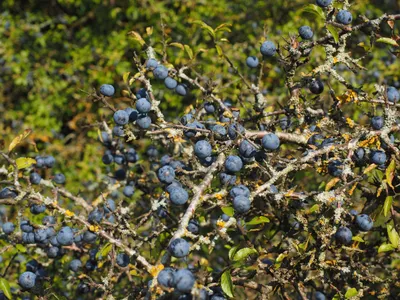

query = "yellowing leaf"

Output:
[[325, 178, 340, 191], [146, 27, 153, 36], [0, 278, 12, 299], [387, 223, 399, 248], [150, 264, 164, 277], [15, 157, 36, 169], [345, 288, 358, 299], [127, 31, 145, 46], [8, 129, 32, 152], [378, 243, 395, 253], [376, 37, 398, 47], [386, 159, 396, 189], [363, 164, 377, 174], [123, 72, 130, 83], [169, 42, 185, 50]]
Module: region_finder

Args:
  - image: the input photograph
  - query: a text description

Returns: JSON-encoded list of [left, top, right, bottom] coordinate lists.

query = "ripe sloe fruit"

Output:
[[100, 84, 115, 97], [169, 238, 190, 258]]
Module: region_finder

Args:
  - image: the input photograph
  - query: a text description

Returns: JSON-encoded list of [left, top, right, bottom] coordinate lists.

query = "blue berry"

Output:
[[169, 187, 189, 205], [166, 181, 183, 193], [204, 102, 215, 113], [387, 86, 399, 103], [174, 269, 195, 293], [136, 115, 152, 129], [219, 172, 236, 185], [21, 220, 33, 233], [26, 259, 39, 272], [246, 56, 259, 68], [116, 253, 130, 267], [19, 271, 37, 289], [22, 232, 35, 244], [355, 214, 373, 231], [34, 229, 48, 243], [298, 26, 313, 40], [225, 155, 243, 173], [123, 185, 135, 197], [157, 267, 175, 288], [47, 246, 60, 258], [153, 65, 169, 80], [260, 41, 276, 57], [100, 84, 115, 97], [176, 84, 188, 96], [30, 172, 41, 185], [129, 109, 139, 122], [221, 214, 230, 221], [169, 238, 190, 258], [102, 153, 114, 164], [261, 133, 280, 150], [157, 165, 175, 184], [187, 219, 199, 234], [136, 98, 151, 113], [30, 204, 46, 214], [370, 150, 387, 165], [56, 226, 74, 246], [328, 160, 343, 177], [309, 79, 324, 94], [112, 126, 125, 137], [146, 58, 158, 69], [316, 0, 332, 7], [230, 185, 250, 198], [125, 148, 139, 163], [82, 231, 97, 244], [212, 124, 227, 139], [335, 226, 353, 245], [164, 77, 178, 89], [113, 110, 129, 126], [2, 222, 15, 234], [194, 140, 212, 159], [69, 259, 82, 272], [233, 196, 251, 213], [104, 199, 116, 213], [114, 168, 126, 181], [114, 154, 125, 165], [136, 88, 148, 99], [336, 10, 352, 25], [314, 291, 326, 300], [239, 140, 256, 158], [88, 208, 104, 224], [0, 187, 17, 199], [53, 173, 66, 184], [371, 116, 384, 130], [44, 155, 56, 168]]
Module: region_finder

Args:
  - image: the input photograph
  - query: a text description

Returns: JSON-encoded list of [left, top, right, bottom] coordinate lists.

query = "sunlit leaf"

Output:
[[221, 270, 234, 298], [383, 196, 393, 217], [302, 4, 325, 20], [387, 223, 399, 248], [345, 288, 358, 299], [0, 278, 12, 299], [232, 247, 258, 261], [15, 157, 36, 169], [246, 216, 270, 225], [327, 25, 339, 44], [8, 129, 32, 153], [376, 37, 398, 47]]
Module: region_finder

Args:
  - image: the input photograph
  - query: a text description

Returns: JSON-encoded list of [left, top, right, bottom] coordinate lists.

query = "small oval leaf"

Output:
[[0, 278, 12, 299], [221, 270, 234, 298], [233, 247, 258, 261]]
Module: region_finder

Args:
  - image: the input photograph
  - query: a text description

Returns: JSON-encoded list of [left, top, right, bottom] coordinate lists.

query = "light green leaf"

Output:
[[387, 223, 399, 248], [215, 23, 232, 33], [232, 247, 258, 261], [309, 204, 320, 213], [376, 37, 398, 47], [192, 20, 216, 39], [184, 45, 193, 60], [345, 288, 358, 299], [383, 196, 393, 217], [246, 216, 270, 225], [127, 31, 146, 46], [221, 270, 234, 298], [0, 278, 12, 299], [221, 206, 234, 217], [16, 244, 27, 253], [228, 245, 239, 261], [169, 42, 185, 50], [332, 294, 341, 300], [122, 72, 130, 83], [15, 157, 36, 170], [352, 236, 364, 243], [215, 45, 223, 57], [327, 25, 339, 44], [378, 243, 395, 253], [96, 243, 112, 260], [302, 4, 326, 20]]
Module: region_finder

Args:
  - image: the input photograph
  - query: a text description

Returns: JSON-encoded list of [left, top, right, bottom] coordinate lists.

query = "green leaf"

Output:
[[383, 196, 393, 217], [184, 45, 193, 60], [221, 206, 234, 217], [228, 245, 239, 261], [122, 72, 130, 83], [127, 31, 146, 46], [16, 244, 27, 253], [215, 23, 232, 33], [309, 204, 320, 213], [215, 45, 223, 57], [232, 247, 258, 261], [376, 37, 398, 47], [345, 288, 358, 299], [387, 223, 399, 248], [332, 294, 341, 300], [15, 157, 36, 170], [0, 278, 12, 299], [378, 243, 395, 253], [352, 236, 364, 243], [246, 216, 270, 225], [192, 20, 216, 39], [96, 242, 112, 260], [327, 25, 339, 44], [221, 270, 234, 298], [302, 4, 326, 20]]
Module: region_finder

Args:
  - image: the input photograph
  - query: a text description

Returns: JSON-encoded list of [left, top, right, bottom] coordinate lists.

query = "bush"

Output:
[[0, 0, 400, 299]]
